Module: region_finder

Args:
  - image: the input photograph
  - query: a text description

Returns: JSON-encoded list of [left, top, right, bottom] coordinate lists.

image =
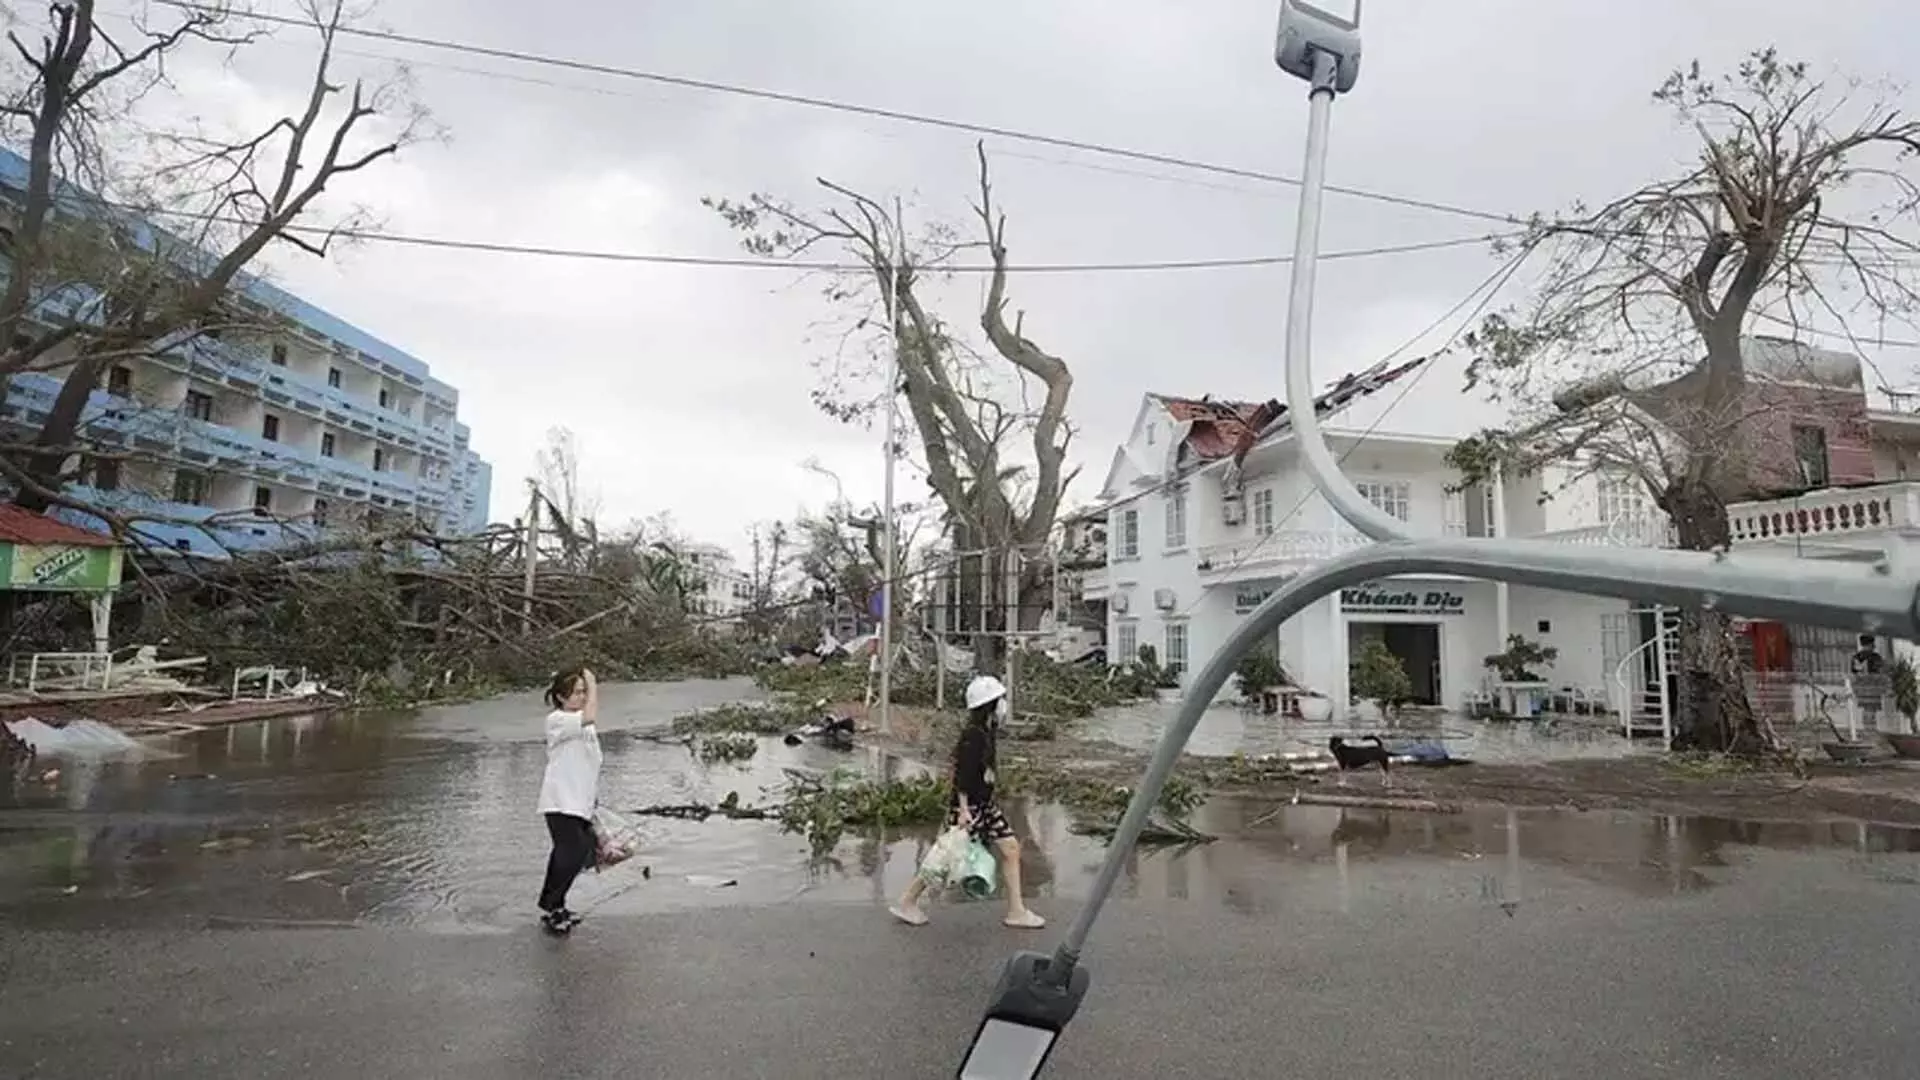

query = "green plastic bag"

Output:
[[959, 840, 997, 899]]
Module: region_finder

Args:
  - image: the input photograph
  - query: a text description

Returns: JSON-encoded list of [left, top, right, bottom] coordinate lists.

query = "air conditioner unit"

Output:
[[1222, 499, 1246, 525], [1111, 593, 1130, 614], [1153, 588, 1177, 610]]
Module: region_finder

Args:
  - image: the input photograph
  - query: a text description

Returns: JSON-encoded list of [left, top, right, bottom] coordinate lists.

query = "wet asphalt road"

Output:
[[6, 853, 1918, 1079]]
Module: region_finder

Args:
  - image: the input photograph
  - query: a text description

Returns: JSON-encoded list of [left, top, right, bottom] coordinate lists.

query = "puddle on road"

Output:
[[3, 680, 1917, 931], [1085, 697, 1655, 764]]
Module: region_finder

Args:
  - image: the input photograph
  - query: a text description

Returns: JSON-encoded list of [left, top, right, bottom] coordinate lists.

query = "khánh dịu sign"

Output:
[[3, 543, 123, 592], [1340, 585, 1465, 616]]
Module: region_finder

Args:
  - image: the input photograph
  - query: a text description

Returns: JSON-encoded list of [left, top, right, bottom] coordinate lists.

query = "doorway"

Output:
[[1348, 622, 1442, 706]]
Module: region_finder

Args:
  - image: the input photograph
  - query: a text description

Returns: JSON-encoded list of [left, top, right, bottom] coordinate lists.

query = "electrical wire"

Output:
[[127, 205, 1501, 273], [161, 1, 1522, 227]]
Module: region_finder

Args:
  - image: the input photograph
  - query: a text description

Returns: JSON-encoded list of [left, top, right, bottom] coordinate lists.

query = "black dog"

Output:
[[1328, 735, 1392, 787]]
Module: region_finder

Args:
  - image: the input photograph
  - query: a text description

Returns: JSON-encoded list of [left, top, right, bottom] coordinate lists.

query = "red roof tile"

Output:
[[0, 504, 117, 548]]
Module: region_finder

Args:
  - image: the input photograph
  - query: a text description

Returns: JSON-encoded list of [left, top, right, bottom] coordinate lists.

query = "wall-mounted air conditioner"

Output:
[[1222, 498, 1246, 525], [1153, 588, 1176, 610], [1111, 592, 1130, 614]]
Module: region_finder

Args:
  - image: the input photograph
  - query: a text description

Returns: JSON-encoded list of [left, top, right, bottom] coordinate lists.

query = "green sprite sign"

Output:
[[0, 542, 123, 592]]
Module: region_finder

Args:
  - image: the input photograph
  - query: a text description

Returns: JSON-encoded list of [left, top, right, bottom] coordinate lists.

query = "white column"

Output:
[[1328, 593, 1347, 721], [1492, 468, 1511, 649], [88, 592, 112, 653]]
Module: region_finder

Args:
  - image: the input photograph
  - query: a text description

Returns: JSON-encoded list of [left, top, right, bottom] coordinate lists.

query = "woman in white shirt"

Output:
[[536, 667, 601, 934]]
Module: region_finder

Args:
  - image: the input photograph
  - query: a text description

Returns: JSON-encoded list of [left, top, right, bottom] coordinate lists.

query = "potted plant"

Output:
[[1812, 684, 1876, 764], [1349, 639, 1413, 725], [1234, 650, 1290, 710], [1483, 635, 1558, 719], [1887, 655, 1920, 759], [1296, 690, 1334, 723]]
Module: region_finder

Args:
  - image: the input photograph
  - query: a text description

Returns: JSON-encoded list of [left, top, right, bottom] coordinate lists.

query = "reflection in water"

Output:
[[1086, 698, 1656, 764], [2, 679, 1917, 931]]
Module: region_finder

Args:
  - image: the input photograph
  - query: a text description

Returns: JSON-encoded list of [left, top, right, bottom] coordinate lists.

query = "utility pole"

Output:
[[876, 197, 904, 736], [521, 479, 540, 632]]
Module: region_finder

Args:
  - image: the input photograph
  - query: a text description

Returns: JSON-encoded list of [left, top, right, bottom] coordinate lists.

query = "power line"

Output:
[[166, 1, 1520, 229], [127, 201, 1503, 273], [153, 3, 1920, 277]]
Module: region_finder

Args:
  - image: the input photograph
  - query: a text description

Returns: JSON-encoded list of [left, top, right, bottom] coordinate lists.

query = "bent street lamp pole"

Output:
[[957, 3, 1920, 1076]]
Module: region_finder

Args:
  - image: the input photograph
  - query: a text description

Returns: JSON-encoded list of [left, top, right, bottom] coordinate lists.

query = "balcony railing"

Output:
[[1533, 515, 1675, 549], [1196, 530, 1374, 577], [1727, 482, 1920, 546]]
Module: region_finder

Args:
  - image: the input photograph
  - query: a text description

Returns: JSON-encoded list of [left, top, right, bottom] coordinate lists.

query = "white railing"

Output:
[[1536, 514, 1675, 549], [6, 652, 113, 692], [1610, 617, 1674, 742], [1196, 530, 1374, 577], [1726, 481, 1920, 547]]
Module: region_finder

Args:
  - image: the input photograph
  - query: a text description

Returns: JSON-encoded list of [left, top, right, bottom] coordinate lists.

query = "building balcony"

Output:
[[1727, 482, 1920, 554], [1530, 516, 1676, 549], [1080, 567, 1110, 599], [1196, 530, 1374, 582]]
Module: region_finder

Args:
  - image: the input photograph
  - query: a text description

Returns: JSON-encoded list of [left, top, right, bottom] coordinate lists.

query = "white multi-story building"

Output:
[[1081, 358, 1669, 721], [682, 542, 752, 621], [1084, 342, 1920, 731]]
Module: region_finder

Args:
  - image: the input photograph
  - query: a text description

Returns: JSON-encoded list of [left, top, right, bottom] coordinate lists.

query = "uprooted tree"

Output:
[[0, 0, 431, 525], [705, 142, 1078, 669], [1447, 50, 1920, 755]]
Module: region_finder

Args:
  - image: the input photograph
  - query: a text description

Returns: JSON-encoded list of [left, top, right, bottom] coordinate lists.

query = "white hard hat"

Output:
[[965, 674, 1008, 711]]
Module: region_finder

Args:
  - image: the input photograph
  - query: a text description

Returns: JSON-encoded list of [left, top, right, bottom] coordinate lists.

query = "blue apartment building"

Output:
[[0, 149, 491, 556]]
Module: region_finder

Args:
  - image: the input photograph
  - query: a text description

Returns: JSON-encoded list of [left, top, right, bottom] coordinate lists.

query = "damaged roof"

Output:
[[1152, 353, 1431, 468], [0, 504, 117, 548]]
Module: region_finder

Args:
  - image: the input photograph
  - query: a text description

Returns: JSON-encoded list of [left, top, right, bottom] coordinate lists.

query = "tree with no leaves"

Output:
[[705, 142, 1077, 668], [1448, 50, 1920, 755], [0, 0, 432, 526]]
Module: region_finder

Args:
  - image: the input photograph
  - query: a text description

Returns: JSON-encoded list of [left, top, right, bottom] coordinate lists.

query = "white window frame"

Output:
[[1354, 479, 1412, 522], [1164, 620, 1190, 676], [1114, 507, 1140, 558], [1164, 487, 1187, 550], [1115, 621, 1139, 666], [1251, 488, 1276, 536], [1597, 472, 1648, 525]]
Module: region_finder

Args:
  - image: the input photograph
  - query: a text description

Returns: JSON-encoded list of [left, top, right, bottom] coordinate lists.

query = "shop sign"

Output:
[[0, 543, 122, 592], [1232, 586, 1275, 613], [1340, 585, 1465, 616]]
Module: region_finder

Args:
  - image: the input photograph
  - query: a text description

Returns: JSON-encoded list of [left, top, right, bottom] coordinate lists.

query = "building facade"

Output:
[[1081, 341, 1903, 728], [0, 150, 491, 556], [682, 542, 751, 621]]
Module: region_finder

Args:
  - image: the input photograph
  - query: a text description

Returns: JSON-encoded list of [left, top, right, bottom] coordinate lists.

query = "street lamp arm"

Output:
[[1282, 44, 1413, 544], [1047, 536, 1917, 975]]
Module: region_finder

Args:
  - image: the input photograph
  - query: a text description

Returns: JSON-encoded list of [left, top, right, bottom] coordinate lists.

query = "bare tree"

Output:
[[740, 520, 790, 640], [1448, 50, 1920, 755], [0, 0, 431, 514], [706, 142, 1078, 667]]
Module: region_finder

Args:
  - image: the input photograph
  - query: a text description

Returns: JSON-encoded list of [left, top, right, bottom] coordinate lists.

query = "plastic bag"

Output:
[[959, 840, 998, 898], [917, 825, 972, 885], [592, 806, 643, 871]]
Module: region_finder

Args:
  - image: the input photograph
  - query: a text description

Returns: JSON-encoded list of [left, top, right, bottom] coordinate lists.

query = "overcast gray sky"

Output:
[[178, 0, 1917, 557]]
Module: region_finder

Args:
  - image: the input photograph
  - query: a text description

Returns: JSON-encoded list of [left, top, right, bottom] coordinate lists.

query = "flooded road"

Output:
[[4, 679, 1919, 933]]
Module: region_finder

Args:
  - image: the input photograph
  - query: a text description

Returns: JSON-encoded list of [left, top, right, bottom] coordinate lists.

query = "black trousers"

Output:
[[539, 812, 597, 913]]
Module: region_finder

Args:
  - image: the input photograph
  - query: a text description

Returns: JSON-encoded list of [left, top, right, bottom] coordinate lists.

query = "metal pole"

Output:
[[521, 479, 539, 632], [1005, 545, 1020, 719], [1042, 536, 1920, 980], [877, 201, 903, 736], [1281, 50, 1410, 545]]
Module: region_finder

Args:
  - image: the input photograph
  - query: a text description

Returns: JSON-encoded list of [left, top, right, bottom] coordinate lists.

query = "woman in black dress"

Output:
[[889, 674, 1045, 929]]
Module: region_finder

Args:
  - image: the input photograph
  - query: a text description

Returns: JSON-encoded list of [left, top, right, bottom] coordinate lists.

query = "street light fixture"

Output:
[[957, 3, 1920, 1076]]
